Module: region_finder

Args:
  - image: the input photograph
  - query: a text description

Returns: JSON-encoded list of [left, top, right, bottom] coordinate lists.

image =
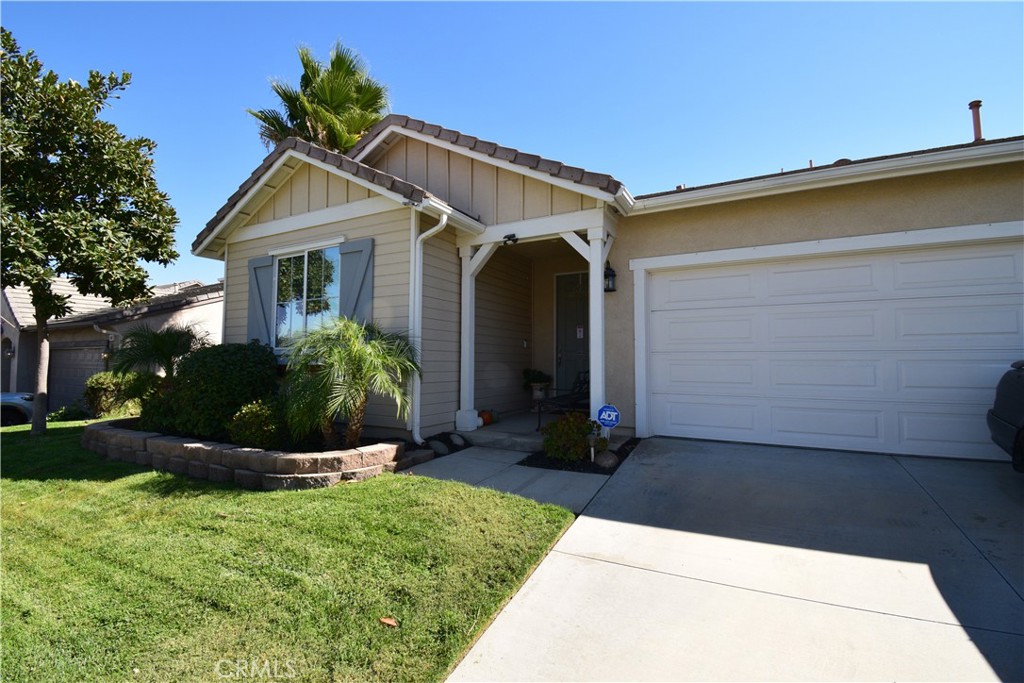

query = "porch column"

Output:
[[588, 232, 606, 419], [456, 246, 477, 430]]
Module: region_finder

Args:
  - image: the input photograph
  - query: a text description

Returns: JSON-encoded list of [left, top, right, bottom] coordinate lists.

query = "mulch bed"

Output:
[[518, 437, 642, 475]]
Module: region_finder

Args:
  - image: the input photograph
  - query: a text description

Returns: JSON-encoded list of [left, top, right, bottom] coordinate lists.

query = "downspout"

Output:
[[408, 207, 450, 445]]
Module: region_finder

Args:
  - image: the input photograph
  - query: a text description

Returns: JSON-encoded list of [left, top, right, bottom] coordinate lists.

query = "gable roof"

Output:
[[193, 137, 437, 255], [349, 114, 625, 196]]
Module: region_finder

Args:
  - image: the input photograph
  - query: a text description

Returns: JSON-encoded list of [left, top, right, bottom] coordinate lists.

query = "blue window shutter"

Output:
[[246, 255, 275, 345], [338, 238, 374, 322]]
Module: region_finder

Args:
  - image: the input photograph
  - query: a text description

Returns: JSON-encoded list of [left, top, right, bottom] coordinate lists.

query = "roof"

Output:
[[349, 114, 624, 196], [635, 135, 1024, 200], [3, 277, 110, 328], [43, 282, 224, 330], [193, 138, 435, 254]]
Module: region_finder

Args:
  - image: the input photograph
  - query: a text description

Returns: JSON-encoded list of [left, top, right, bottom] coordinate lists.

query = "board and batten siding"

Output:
[[242, 163, 374, 227], [374, 137, 597, 224], [474, 249, 533, 416]]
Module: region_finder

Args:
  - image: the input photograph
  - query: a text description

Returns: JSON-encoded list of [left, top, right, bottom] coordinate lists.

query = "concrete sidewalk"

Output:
[[407, 446, 609, 514], [449, 439, 1024, 682]]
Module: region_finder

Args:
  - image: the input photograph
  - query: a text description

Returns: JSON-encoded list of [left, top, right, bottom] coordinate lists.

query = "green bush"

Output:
[[228, 399, 287, 450], [47, 401, 90, 422], [146, 342, 279, 441], [541, 411, 607, 462], [84, 371, 160, 418], [137, 390, 178, 434]]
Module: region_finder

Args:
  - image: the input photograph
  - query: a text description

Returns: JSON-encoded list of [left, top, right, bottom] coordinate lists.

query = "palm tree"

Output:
[[248, 42, 389, 153], [110, 323, 208, 388], [284, 317, 419, 450]]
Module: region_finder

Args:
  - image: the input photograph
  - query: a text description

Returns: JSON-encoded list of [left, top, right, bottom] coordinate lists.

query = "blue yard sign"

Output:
[[597, 404, 621, 429]]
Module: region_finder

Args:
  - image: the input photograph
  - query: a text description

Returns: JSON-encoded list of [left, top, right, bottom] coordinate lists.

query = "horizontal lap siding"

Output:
[[475, 250, 533, 415], [420, 228, 460, 437]]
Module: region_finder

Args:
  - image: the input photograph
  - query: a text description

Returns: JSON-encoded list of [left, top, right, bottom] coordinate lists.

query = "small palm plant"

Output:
[[111, 323, 208, 389], [284, 317, 419, 450]]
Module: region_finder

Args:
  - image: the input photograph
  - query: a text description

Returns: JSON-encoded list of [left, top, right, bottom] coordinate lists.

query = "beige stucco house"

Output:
[[194, 115, 1023, 461]]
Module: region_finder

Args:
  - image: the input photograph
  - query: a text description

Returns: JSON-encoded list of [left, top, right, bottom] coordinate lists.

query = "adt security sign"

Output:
[[597, 404, 621, 429]]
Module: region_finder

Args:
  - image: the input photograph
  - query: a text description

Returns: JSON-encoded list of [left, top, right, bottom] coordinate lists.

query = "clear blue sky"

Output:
[[4, 2, 1022, 286]]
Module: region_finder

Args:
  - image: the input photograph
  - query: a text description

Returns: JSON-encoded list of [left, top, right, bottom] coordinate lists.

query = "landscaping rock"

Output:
[[339, 464, 384, 481], [275, 454, 319, 475], [449, 433, 466, 447], [594, 450, 619, 470], [248, 451, 281, 474], [146, 436, 192, 458], [187, 461, 209, 480], [135, 451, 152, 466], [223, 447, 261, 470], [207, 464, 234, 483], [234, 468, 263, 491], [388, 449, 435, 472], [167, 457, 189, 475], [357, 442, 402, 468], [427, 439, 449, 456], [262, 472, 345, 491], [317, 449, 363, 473], [150, 453, 168, 470]]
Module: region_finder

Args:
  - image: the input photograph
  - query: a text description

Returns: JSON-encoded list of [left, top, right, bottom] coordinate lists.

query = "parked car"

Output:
[[1, 392, 35, 426], [987, 360, 1024, 472]]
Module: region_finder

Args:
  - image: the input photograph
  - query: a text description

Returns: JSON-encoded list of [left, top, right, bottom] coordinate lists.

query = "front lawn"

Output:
[[1, 421, 574, 682]]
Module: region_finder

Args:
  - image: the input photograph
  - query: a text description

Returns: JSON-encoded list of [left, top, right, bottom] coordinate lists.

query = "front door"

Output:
[[555, 273, 589, 390]]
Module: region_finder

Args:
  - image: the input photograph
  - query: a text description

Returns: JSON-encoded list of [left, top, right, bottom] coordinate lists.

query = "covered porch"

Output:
[[453, 207, 619, 434]]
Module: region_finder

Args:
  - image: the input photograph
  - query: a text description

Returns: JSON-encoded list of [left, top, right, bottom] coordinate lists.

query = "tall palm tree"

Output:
[[284, 317, 418, 450], [110, 323, 208, 388], [248, 42, 389, 153]]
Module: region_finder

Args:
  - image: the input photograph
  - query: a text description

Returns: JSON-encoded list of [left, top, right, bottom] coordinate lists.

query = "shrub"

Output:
[[228, 399, 287, 450], [541, 411, 607, 462], [47, 401, 90, 422], [84, 371, 160, 418], [149, 342, 279, 441], [137, 390, 178, 435]]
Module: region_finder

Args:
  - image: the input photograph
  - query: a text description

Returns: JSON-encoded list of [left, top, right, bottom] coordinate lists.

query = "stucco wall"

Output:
[[605, 161, 1024, 431]]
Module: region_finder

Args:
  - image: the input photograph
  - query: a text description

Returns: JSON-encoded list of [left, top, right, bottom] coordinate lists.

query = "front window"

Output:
[[275, 245, 341, 347]]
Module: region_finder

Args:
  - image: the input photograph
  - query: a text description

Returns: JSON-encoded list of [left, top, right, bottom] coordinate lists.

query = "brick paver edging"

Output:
[[80, 421, 434, 491]]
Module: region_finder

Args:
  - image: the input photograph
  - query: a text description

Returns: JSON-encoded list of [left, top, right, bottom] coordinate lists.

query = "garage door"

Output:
[[645, 240, 1023, 460], [49, 346, 106, 411]]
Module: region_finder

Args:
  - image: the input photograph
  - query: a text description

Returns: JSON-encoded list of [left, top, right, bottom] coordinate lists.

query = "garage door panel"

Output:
[[645, 238, 1023, 460]]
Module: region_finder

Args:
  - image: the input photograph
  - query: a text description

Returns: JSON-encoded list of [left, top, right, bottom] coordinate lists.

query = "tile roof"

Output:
[[44, 282, 223, 330], [635, 135, 1024, 200], [3, 277, 110, 328], [193, 138, 431, 253], [347, 114, 624, 196]]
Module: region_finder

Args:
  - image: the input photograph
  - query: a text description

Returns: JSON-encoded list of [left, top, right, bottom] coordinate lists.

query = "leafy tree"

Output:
[[110, 323, 209, 389], [284, 317, 419, 450], [248, 41, 389, 153], [0, 28, 178, 434]]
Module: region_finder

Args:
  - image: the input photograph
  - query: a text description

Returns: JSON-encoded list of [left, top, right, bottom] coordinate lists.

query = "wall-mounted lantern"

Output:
[[604, 261, 617, 293], [2, 345, 14, 359]]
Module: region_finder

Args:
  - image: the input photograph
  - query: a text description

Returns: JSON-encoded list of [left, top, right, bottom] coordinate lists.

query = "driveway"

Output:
[[449, 438, 1024, 682]]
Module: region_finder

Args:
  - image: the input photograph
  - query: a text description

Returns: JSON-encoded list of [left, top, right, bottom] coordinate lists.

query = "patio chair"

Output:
[[536, 371, 590, 431]]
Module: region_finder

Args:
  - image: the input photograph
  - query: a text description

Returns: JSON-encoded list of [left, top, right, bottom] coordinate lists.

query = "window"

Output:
[[274, 245, 342, 347]]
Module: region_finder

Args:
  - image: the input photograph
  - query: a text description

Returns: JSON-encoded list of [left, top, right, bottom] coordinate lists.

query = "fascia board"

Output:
[[630, 141, 1024, 216]]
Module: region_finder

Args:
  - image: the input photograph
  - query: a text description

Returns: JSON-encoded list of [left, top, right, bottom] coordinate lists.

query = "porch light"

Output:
[[2, 345, 13, 359], [604, 261, 617, 292]]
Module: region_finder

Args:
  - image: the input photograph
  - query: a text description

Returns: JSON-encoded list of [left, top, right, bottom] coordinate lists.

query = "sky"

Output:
[[3, 1, 1022, 287]]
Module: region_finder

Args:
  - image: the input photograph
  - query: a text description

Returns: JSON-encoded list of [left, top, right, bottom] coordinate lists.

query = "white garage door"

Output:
[[645, 239, 1023, 460]]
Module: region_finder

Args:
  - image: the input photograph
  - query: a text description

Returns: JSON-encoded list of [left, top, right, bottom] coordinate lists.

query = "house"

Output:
[[1, 279, 224, 410], [193, 114, 1023, 461]]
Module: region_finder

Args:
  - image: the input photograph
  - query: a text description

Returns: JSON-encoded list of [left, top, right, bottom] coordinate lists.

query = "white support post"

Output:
[[588, 234, 606, 420], [456, 246, 478, 431]]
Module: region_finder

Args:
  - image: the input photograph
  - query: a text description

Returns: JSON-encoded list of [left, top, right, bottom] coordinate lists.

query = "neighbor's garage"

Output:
[[48, 345, 106, 411], [644, 238, 1023, 460]]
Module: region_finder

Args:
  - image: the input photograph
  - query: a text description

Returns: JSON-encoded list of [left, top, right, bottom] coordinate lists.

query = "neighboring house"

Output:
[[1, 279, 224, 411], [193, 114, 1023, 461]]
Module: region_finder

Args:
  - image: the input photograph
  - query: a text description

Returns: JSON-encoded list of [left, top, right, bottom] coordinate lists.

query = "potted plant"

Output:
[[522, 368, 553, 400]]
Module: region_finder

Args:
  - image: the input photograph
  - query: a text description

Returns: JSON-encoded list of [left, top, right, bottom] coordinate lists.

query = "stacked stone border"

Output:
[[81, 421, 435, 491]]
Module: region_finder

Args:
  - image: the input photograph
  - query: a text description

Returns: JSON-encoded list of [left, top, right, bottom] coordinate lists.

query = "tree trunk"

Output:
[[31, 309, 49, 435], [345, 398, 367, 450]]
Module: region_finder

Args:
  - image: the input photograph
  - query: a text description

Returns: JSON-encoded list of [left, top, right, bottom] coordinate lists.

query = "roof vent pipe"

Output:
[[969, 100, 984, 142]]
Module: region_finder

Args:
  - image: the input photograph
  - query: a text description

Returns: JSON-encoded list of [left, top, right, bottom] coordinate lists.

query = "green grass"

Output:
[[1, 421, 574, 682]]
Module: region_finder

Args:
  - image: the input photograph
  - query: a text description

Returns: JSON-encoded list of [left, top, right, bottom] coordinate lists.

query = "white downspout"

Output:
[[408, 208, 449, 445]]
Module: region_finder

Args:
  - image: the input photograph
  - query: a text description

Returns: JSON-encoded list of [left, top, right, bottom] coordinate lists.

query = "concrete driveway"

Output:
[[450, 439, 1024, 682]]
